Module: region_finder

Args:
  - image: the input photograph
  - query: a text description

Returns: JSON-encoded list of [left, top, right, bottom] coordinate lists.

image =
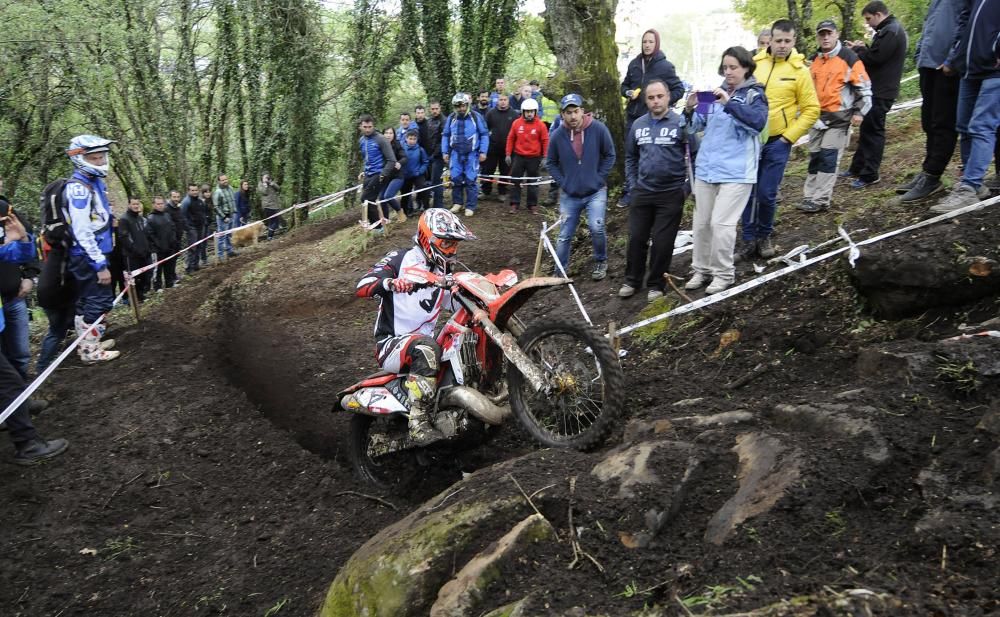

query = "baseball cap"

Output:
[[816, 19, 838, 32], [560, 93, 583, 110]]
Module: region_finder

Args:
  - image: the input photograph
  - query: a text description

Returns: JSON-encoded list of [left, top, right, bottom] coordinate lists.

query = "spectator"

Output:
[[489, 77, 507, 109], [476, 91, 491, 114], [930, 0, 1000, 212], [799, 20, 872, 213], [63, 135, 120, 364], [510, 84, 534, 113], [506, 98, 549, 214], [118, 197, 152, 302], [400, 129, 430, 214], [147, 196, 177, 291], [234, 179, 252, 225], [379, 126, 408, 221], [425, 102, 446, 209], [0, 211, 68, 465], [398, 111, 417, 138], [0, 201, 39, 381], [481, 93, 519, 200], [528, 80, 546, 117], [619, 29, 685, 209], [212, 174, 238, 259], [757, 28, 772, 53], [357, 114, 396, 233], [683, 47, 769, 295], [621, 80, 688, 302], [844, 1, 908, 188], [198, 185, 213, 266], [165, 190, 186, 282], [548, 94, 616, 281], [740, 19, 820, 261], [443, 92, 489, 217], [258, 172, 282, 240], [181, 184, 209, 272], [895, 0, 961, 202]]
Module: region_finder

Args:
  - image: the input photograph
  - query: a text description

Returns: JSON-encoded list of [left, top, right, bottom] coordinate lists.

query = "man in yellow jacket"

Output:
[[739, 18, 820, 261]]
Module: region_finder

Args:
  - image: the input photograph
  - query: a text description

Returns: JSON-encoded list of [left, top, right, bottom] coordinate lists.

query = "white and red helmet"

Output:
[[415, 208, 477, 270]]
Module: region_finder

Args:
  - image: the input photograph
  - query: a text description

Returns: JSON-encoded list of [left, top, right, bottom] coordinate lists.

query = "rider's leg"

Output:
[[376, 334, 444, 445]]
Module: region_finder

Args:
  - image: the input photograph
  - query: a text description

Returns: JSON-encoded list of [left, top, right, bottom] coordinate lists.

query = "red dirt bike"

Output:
[[336, 267, 624, 489]]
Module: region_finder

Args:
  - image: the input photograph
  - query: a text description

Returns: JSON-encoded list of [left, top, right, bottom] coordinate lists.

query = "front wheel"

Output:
[[349, 414, 419, 491], [507, 319, 624, 450]]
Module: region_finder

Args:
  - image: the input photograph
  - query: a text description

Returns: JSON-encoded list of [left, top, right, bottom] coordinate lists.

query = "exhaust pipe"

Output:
[[439, 386, 511, 426]]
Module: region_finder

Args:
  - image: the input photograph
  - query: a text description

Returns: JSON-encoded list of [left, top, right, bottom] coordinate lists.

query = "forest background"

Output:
[[0, 0, 929, 221]]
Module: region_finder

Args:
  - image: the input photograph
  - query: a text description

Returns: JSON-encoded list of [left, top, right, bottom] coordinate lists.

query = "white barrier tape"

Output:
[[617, 192, 1000, 337], [481, 173, 551, 181], [888, 97, 922, 115], [374, 181, 447, 206], [538, 221, 592, 325], [900, 72, 918, 83], [0, 286, 131, 425], [837, 226, 861, 267]]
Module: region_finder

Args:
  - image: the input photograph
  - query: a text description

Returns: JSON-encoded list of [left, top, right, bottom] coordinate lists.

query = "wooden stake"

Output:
[[126, 283, 140, 323], [533, 234, 545, 278]]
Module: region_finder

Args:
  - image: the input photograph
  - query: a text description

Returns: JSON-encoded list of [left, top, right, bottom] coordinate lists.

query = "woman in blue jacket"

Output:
[[683, 46, 768, 294]]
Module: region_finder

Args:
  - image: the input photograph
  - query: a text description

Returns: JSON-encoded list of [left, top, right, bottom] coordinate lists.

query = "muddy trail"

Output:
[[2, 112, 999, 616]]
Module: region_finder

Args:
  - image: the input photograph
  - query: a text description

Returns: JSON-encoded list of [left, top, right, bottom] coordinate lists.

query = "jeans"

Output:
[[379, 177, 405, 214], [956, 77, 1000, 189], [919, 66, 960, 177], [741, 137, 792, 241], [186, 225, 208, 271], [1, 297, 31, 380], [263, 208, 281, 240], [555, 188, 607, 271], [849, 96, 893, 182], [429, 156, 445, 209], [215, 216, 235, 258], [37, 304, 75, 373]]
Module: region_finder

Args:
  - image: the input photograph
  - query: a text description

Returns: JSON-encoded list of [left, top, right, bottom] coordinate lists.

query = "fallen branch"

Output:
[[665, 273, 694, 305], [508, 473, 560, 540], [566, 476, 604, 573], [674, 594, 695, 616], [102, 471, 146, 509], [724, 360, 780, 390], [334, 490, 398, 511]]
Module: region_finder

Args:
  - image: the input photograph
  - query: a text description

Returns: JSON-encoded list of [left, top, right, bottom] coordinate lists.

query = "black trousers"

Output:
[[625, 188, 685, 292], [480, 147, 510, 195], [153, 252, 178, 289], [0, 351, 36, 445], [510, 155, 542, 207], [362, 174, 388, 225], [401, 175, 428, 213], [849, 96, 894, 182], [919, 67, 960, 177]]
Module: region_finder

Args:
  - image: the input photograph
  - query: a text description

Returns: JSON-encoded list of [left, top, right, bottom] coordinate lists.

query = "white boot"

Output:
[[74, 315, 121, 365]]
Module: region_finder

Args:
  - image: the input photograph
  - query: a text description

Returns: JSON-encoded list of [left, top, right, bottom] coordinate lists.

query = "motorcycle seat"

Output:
[[338, 371, 398, 397]]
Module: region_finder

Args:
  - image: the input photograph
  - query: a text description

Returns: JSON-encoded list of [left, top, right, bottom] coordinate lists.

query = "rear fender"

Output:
[[339, 385, 411, 416], [490, 276, 570, 328]]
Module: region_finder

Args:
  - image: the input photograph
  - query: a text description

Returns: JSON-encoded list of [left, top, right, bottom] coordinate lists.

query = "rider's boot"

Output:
[[404, 375, 444, 446]]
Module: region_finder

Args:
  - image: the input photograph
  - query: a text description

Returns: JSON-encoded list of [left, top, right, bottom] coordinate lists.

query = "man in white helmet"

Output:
[[505, 97, 549, 214], [442, 93, 489, 217], [64, 135, 121, 364]]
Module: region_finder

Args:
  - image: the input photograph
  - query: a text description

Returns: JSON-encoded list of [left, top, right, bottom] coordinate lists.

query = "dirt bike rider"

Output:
[[355, 208, 477, 445]]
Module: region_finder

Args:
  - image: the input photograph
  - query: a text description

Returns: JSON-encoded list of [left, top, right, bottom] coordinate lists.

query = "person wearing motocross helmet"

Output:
[[64, 135, 121, 365], [505, 97, 549, 214], [442, 92, 489, 217], [355, 208, 477, 445]]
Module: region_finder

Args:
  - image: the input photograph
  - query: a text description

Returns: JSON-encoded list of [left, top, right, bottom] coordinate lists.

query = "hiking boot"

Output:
[[13, 437, 69, 466], [797, 199, 822, 213], [735, 239, 758, 263], [464, 209, 474, 217], [397, 210, 407, 223], [758, 236, 776, 259], [985, 173, 1000, 191], [618, 284, 636, 298], [895, 173, 924, 194], [706, 278, 732, 294], [647, 289, 664, 302], [26, 399, 49, 415], [850, 177, 880, 189], [449, 204, 463, 214], [528, 205, 539, 215], [591, 261, 608, 281], [838, 170, 856, 179], [408, 407, 444, 446], [684, 273, 708, 290], [929, 184, 982, 214], [900, 173, 944, 202]]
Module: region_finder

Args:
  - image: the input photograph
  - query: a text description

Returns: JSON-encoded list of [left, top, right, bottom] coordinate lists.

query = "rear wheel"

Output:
[[349, 414, 419, 491], [507, 319, 623, 450]]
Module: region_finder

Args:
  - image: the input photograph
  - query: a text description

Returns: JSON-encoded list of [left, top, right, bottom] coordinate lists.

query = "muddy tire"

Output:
[[348, 414, 419, 492], [507, 319, 624, 450]]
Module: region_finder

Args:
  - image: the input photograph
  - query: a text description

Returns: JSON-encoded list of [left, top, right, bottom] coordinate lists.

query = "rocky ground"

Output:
[[1, 109, 998, 616]]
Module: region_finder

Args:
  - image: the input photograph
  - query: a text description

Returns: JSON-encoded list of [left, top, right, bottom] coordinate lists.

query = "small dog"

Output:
[[231, 221, 264, 248]]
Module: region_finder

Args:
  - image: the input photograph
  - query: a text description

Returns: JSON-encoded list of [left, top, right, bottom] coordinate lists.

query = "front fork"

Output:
[[455, 296, 547, 393]]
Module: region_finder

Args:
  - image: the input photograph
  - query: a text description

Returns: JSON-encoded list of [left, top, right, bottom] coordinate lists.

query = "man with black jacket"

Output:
[[480, 94, 519, 199], [146, 196, 177, 290], [165, 190, 185, 280], [118, 197, 152, 301], [180, 184, 208, 274], [424, 102, 445, 209], [845, 1, 907, 188]]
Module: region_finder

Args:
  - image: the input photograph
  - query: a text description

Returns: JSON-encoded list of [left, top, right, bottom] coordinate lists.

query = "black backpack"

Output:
[[39, 178, 90, 247]]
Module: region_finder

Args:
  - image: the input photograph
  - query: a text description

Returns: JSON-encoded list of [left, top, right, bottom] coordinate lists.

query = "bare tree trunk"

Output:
[[542, 0, 624, 184]]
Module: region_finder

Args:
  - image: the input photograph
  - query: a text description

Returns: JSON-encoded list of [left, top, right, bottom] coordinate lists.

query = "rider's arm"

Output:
[[65, 182, 108, 271], [356, 250, 403, 298]]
